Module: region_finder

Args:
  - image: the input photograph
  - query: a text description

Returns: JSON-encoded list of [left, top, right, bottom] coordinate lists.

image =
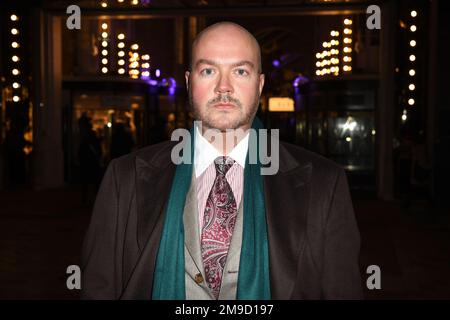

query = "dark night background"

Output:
[[0, 0, 449, 299]]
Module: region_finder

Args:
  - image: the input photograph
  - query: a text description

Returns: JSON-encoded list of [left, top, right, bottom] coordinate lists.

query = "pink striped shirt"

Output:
[[194, 125, 249, 235]]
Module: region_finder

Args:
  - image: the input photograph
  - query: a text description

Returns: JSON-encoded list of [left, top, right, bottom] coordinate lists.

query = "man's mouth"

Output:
[[213, 103, 236, 109]]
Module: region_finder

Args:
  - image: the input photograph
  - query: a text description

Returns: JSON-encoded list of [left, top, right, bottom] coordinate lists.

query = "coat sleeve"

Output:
[[80, 159, 120, 299], [322, 168, 364, 299]]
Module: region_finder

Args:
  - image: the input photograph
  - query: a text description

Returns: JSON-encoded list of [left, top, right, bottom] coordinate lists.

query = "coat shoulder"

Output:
[[280, 141, 345, 175], [112, 140, 177, 170]]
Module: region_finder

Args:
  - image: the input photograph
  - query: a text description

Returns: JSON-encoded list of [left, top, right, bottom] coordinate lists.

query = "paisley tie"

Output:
[[201, 156, 237, 299]]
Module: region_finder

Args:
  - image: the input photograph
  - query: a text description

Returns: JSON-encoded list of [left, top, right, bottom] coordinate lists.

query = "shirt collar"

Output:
[[194, 123, 249, 178]]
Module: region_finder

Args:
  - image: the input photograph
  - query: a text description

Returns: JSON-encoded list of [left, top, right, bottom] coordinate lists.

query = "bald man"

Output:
[[81, 22, 363, 300]]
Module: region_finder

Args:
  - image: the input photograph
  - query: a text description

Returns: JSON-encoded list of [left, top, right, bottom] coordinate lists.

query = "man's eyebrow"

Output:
[[194, 59, 255, 69]]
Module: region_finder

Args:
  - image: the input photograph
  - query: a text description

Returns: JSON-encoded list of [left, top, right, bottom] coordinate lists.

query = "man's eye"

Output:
[[235, 68, 249, 76], [200, 68, 215, 76]]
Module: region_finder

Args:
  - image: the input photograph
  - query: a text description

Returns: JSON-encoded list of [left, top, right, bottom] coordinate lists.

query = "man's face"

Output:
[[186, 26, 265, 132]]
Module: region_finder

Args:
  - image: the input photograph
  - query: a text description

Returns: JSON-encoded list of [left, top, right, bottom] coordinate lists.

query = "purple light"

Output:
[[155, 69, 161, 77], [162, 77, 177, 96], [292, 75, 309, 87], [272, 59, 280, 67]]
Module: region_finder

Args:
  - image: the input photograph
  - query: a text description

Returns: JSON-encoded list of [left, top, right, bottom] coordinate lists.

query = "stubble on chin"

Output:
[[189, 92, 260, 132]]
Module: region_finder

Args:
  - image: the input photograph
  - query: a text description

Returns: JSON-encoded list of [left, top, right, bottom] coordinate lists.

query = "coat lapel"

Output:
[[135, 144, 176, 251], [183, 173, 204, 276], [121, 141, 176, 299], [264, 143, 312, 299]]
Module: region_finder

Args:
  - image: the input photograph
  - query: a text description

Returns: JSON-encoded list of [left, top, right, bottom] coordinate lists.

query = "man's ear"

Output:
[[258, 73, 265, 95], [185, 71, 190, 91]]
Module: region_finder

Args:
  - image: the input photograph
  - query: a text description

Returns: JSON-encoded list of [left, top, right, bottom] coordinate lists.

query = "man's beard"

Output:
[[189, 89, 260, 132]]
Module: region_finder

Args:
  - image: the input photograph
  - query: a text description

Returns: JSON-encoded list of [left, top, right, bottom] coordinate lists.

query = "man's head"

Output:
[[185, 22, 265, 132]]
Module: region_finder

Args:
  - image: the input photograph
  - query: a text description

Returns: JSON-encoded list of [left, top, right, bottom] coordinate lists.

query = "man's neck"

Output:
[[201, 126, 249, 155]]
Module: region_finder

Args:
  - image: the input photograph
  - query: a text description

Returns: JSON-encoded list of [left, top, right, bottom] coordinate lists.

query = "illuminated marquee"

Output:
[[268, 97, 295, 112]]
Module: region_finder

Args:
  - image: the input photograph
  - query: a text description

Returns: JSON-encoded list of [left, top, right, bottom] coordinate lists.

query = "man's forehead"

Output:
[[192, 53, 258, 71], [194, 58, 256, 69]]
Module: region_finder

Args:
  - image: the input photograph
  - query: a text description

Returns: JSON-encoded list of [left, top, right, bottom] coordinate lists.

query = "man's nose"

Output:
[[215, 74, 233, 94]]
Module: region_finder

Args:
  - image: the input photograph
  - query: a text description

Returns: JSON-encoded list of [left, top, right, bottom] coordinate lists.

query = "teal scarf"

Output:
[[152, 117, 271, 300]]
